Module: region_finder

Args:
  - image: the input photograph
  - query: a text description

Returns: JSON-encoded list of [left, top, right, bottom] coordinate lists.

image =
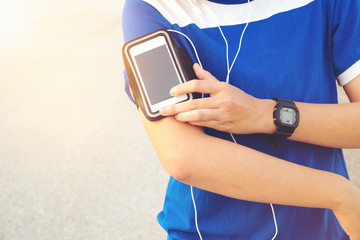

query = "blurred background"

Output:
[[0, 0, 358, 239], [0, 0, 167, 239]]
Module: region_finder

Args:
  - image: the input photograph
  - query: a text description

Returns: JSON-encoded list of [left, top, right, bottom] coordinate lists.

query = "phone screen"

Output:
[[134, 44, 180, 105]]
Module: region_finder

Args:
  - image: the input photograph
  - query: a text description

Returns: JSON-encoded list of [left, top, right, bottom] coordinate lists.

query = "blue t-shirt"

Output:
[[122, 0, 360, 239]]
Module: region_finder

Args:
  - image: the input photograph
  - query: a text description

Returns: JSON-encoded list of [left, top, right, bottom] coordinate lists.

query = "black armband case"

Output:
[[122, 29, 200, 121]]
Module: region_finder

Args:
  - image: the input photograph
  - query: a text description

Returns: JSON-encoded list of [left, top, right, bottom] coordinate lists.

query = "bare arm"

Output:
[[141, 110, 360, 238], [161, 64, 360, 149], [142, 105, 360, 238], [150, 65, 360, 238], [290, 74, 360, 148], [141, 111, 356, 209]]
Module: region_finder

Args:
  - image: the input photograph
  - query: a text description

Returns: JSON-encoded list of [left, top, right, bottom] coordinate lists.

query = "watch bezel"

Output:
[[273, 98, 299, 136]]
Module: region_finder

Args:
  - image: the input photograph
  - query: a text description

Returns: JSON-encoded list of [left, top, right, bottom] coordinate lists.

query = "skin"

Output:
[[161, 64, 360, 149], [141, 63, 360, 239]]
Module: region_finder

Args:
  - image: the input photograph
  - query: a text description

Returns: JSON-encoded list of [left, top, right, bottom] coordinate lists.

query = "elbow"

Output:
[[140, 114, 204, 183], [156, 141, 194, 183]]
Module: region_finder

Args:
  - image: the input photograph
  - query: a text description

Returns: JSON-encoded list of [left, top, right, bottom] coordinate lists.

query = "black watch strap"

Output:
[[273, 98, 297, 137]]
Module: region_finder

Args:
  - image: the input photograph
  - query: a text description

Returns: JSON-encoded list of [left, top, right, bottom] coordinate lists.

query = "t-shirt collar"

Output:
[[207, 0, 253, 4]]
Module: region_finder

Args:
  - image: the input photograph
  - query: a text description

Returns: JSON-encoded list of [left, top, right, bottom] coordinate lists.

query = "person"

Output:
[[122, 0, 360, 239]]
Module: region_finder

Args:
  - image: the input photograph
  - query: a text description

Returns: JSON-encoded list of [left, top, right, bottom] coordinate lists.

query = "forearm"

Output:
[[181, 127, 349, 210], [289, 101, 360, 148], [141, 113, 351, 211], [163, 67, 360, 148], [268, 75, 360, 148]]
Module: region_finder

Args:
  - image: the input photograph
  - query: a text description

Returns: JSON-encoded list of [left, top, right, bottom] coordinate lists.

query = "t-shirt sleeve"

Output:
[[122, 0, 173, 41], [331, 0, 360, 86], [122, 0, 173, 103]]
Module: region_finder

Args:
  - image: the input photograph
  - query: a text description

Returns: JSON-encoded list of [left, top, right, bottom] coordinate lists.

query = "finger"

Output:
[[189, 120, 232, 133], [175, 108, 222, 123], [193, 63, 218, 82], [189, 120, 223, 130], [170, 80, 219, 96], [160, 97, 217, 116]]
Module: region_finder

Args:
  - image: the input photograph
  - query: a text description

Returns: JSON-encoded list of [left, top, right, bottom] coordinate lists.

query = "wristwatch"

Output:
[[269, 98, 300, 148]]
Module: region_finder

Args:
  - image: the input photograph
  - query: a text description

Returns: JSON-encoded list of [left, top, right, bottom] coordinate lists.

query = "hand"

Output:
[[160, 63, 276, 134], [333, 183, 360, 240]]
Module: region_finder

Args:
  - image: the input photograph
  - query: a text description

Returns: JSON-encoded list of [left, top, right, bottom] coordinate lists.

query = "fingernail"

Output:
[[170, 88, 176, 96], [160, 107, 167, 115]]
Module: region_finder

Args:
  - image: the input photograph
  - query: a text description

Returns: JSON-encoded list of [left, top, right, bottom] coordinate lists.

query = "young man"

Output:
[[122, 0, 360, 239]]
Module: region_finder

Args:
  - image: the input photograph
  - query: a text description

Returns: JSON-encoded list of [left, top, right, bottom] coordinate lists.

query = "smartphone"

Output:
[[123, 30, 194, 121]]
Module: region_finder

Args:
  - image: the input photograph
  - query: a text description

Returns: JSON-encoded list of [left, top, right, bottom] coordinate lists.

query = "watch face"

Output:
[[279, 107, 297, 125]]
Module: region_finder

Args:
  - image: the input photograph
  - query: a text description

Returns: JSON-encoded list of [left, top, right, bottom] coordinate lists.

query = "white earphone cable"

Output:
[[167, 29, 203, 69], [270, 203, 278, 239], [217, 26, 230, 73], [168, 1, 278, 238], [191, 185, 203, 240], [167, 29, 205, 240], [217, 0, 251, 84]]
